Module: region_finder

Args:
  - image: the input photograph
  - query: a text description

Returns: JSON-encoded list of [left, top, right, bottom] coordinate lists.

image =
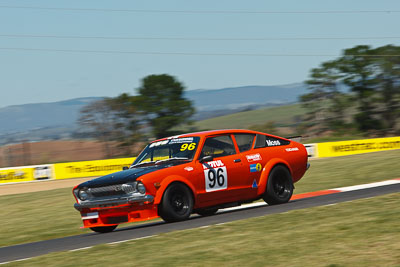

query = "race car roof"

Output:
[[151, 129, 288, 143]]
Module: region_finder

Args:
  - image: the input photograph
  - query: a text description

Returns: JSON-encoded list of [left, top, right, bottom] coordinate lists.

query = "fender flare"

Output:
[[153, 175, 197, 205], [256, 158, 293, 196]]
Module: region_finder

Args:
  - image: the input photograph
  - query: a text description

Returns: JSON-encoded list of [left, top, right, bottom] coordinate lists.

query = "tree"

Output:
[[372, 45, 400, 133], [78, 97, 140, 157], [134, 74, 195, 138], [107, 93, 142, 154], [301, 60, 350, 134], [301, 44, 400, 136], [338, 45, 382, 132], [79, 98, 117, 157]]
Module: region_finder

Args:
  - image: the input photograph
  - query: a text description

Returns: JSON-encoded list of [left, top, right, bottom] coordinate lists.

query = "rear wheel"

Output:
[[196, 208, 218, 217], [90, 225, 118, 233], [159, 183, 193, 222], [263, 165, 293, 205]]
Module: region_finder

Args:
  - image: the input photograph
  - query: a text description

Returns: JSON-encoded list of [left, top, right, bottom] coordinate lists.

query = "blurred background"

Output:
[[1, 2, 400, 265], [0, 0, 399, 167]]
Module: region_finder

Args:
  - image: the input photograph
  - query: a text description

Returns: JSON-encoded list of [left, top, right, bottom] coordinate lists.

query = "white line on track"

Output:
[[108, 235, 156, 245], [333, 179, 400, 192], [324, 203, 338, 207], [69, 246, 93, 252], [0, 257, 34, 265], [217, 201, 267, 213]]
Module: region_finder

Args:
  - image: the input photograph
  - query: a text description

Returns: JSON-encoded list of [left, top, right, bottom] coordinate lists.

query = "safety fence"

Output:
[[305, 136, 400, 158], [1, 136, 399, 185], [0, 157, 135, 184]]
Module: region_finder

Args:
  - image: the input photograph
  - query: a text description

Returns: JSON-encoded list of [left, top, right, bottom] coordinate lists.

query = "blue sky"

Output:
[[1, 0, 400, 108]]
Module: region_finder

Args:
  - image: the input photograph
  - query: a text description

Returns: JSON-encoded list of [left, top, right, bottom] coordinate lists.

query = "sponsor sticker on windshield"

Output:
[[168, 137, 194, 144], [149, 140, 169, 148], [149, 137, 195, 147]]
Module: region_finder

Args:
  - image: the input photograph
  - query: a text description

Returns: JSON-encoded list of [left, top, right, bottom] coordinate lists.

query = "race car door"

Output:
[[232, 133, 260, 198], [195, 134, 249, 205]]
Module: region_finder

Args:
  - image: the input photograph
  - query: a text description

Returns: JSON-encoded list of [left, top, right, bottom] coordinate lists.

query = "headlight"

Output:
[[122, 182, 137, 194], [137, 182, 146, 194], [78, 189, 89, 201]]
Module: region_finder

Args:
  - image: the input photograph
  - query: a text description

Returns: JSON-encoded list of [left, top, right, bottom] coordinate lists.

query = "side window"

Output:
[[254, 134, 290, 148], [234, 134, 255, 152], [254, 134, 266, 148], [200, 135, 236, 158]]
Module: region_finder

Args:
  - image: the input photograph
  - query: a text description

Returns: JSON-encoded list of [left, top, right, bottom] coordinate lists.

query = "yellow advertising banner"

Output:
[[0, 167, 35, 184], [54, 157, 135, 180], [0, 164, 54, 185], [317, 137, 400, 157]]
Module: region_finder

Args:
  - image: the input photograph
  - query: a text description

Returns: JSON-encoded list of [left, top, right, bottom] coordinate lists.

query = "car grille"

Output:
[[89, 185, 126, 197]]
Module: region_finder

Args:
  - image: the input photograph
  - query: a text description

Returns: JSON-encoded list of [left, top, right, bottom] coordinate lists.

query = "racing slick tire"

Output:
[[90, 225, 118, 233], [196, 208, 218, 217], [159, 183, 193, 223], [263, 165, 294, 205]]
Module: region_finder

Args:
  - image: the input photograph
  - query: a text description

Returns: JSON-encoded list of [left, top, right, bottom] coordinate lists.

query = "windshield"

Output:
[[132, 136, 200, 166]]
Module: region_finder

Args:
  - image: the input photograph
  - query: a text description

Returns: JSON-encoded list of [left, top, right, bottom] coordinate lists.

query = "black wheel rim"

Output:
[[170, 190, 189, 215], [273, 175, 291, 199]]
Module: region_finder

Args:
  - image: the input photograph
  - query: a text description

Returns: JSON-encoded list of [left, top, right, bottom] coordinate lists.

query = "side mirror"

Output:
[[122, 166, 129, 170], [199, 155, 213, 163]]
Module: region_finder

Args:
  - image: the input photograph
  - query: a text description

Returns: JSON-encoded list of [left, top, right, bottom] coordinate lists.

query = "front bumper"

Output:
[[74, 194, 154, 211], [74, 194, 158, 228]]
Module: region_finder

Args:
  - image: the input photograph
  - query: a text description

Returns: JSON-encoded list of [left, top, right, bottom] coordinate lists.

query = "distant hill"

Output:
[[0, 83, 307, 144], [185, 83, 307, 111], [0, 97, 103, 133], [193, 104, 305, 130], [0, 97, 103, 144]]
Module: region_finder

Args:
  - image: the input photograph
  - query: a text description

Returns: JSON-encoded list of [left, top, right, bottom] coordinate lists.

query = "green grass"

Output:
[[0, 188, 91, 247], [6, 192, 400, 266], [0, 149, 399, 248], [296, 149, 400, 194], [194, 104, 305, 130]]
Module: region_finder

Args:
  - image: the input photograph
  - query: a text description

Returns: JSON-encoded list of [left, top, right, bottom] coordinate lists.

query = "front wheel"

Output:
[[159, 183, 193, 223], [263, 165, 293, 205], [90, 225, 118, 233]]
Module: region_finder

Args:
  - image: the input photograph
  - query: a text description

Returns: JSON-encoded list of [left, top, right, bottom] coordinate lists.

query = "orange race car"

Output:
[[73, 129, 309, 233]]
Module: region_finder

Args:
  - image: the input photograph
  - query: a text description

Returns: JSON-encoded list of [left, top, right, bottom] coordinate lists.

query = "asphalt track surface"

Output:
[[1, 183, 400, 264]]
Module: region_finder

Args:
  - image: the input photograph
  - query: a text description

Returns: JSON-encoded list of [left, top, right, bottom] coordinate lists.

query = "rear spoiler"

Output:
[[285, 136, 302, 142]]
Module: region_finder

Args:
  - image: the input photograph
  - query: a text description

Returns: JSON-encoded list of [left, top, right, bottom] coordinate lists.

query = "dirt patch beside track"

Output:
[[0, 177, 95, 196]]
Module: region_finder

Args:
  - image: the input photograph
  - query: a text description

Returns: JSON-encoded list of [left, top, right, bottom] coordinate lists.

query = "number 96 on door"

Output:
[[204, 166, 228, 192]]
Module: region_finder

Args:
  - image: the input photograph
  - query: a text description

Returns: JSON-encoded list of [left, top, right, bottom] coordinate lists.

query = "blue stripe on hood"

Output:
[[77, 165, 167, 188]]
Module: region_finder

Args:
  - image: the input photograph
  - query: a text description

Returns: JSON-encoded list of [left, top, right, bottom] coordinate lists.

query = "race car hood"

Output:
[[77, 165, 168, 188]]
